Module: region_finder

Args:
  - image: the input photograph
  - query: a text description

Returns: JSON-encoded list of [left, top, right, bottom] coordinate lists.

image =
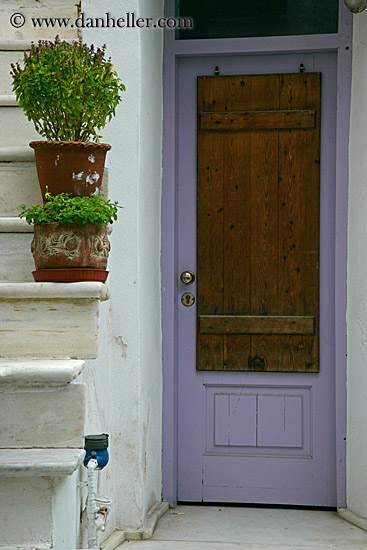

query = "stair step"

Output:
[[0, 145, 34, 161], [0, 448, 83, 548], [0, 164, 109, 216], [0, 107, 40, 146], [0, 282, 109, 359], [0, 40, 32, 50], [0, 359, 85, 387], [0, 2, 79, 42], [0, 95, 17, 106], [0, 217, 33, 232], [0, 232, 34, 282], [0, 448, 85, 476], [0, 359, 86, 449], [0, 51, 24, 95], [0, 162, 40, 215], [0, 281, 109, 299], [0, 385, 86, 448], [0, 218, 34, 283]]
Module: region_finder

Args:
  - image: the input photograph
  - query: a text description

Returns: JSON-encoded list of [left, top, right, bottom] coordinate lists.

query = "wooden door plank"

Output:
[[280, 73, 308, 110], [198, 75, 254, 113], [200, 315, 315, 335], [222, 133, 251, 370], [251, 74, 281, 110], [250, 131, 279, 316], [249, 75, 280, 371], [302, 74, 321, 372], [275, 334, 318, 372], [277, 73, 320, 372], [197, 131, 224, 370], [200, 110, 316, 131]]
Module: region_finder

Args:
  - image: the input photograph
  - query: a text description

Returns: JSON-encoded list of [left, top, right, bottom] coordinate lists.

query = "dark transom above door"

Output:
[[197, 73, 320, 372]]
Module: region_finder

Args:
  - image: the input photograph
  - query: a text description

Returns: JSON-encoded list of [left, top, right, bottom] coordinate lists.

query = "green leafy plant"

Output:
[[19, 192, 122, 227], [11, 36, 125, 142]]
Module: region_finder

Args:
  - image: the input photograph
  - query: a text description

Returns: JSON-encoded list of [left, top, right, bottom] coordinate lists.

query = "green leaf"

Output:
[[10, 38, 126, 142], [18, 192, 122, 227]]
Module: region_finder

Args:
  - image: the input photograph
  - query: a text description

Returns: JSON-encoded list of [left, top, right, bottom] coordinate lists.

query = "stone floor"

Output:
[[119, 505, 367, 550]]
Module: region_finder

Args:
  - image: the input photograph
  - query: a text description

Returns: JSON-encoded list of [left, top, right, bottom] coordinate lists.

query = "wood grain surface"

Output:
[[197, 73, 320, 372]]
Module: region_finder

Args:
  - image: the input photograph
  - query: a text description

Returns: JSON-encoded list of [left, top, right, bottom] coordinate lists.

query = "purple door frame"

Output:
[[161, 0, 352, 508]]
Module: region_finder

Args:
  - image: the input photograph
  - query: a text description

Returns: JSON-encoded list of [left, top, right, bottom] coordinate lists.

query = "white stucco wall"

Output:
[[347, 9, 367, 521], [83, 0, 164, 532]]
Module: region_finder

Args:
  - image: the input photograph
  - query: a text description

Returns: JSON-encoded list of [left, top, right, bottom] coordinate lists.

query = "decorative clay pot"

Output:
[[29, 141, 111, 200], [31, 223, 110, 282]]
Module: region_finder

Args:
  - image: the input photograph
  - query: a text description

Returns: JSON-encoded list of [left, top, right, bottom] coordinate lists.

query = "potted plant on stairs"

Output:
[[19, 191, 122, 282], [11, 36, 125, 200]]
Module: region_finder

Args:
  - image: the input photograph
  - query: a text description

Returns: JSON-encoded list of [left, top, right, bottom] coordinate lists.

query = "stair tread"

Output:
[[0, 359, 85, 386], [0, 281, 109, 300], [0, 448, 85, 476], [0, 217, 34, 233]]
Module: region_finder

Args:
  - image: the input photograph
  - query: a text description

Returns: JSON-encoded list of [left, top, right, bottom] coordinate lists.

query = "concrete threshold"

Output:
[[117, 504, 367, 550]]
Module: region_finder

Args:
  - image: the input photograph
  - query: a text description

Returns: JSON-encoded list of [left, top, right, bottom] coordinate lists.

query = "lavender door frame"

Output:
[[161, 0, 352, 508]]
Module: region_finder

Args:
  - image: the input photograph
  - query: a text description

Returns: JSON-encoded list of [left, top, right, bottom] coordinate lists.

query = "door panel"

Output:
[[177, 53, 337, 506], [204, 385, 311, 456], [197, 73, 320, 372]]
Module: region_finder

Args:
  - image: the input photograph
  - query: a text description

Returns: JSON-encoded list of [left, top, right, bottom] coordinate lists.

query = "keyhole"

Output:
[[181, 293, 195, 307]]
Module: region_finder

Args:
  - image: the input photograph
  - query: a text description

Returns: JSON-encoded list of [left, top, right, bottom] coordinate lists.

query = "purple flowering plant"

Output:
[[10, 36, 125, 142]]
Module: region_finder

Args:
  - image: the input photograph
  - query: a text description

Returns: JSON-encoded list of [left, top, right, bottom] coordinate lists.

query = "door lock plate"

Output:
[[181, 292, 195, 307]]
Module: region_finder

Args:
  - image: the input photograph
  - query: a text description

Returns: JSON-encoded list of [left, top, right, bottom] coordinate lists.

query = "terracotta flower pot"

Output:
[[31, 223, 110, 279], [29, 141, 111, 200]]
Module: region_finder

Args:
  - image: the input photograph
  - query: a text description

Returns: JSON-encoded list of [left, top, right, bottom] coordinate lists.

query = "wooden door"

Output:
[[197, 73, 320, 373], [176, 57, 337, 506]]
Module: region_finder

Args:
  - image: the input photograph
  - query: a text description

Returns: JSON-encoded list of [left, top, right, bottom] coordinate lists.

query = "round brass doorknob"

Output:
[[180, 270, 195, 285]]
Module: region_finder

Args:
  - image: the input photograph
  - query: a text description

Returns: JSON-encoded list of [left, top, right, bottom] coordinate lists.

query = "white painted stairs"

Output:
[[0, 6, 109, 548], [0, 283, 109, 549], [0, 358, 86, 549]]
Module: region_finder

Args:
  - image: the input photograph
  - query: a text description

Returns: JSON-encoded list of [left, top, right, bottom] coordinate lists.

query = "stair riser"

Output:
[[0, 162, 40, 215], [0, 298, 103, 358], [0, 1, 79, 42], [0, 52, 23, 96], [0, 108, 40, 146], [0, 165, 108, 215], [0, 233, 34, 282], [0, 384, 85, 448], [0, 472, 79, 549]]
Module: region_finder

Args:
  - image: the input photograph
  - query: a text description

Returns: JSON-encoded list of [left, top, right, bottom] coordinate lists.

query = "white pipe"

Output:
[[97, 469, 102, 496], [87, 459, 99, 550]]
